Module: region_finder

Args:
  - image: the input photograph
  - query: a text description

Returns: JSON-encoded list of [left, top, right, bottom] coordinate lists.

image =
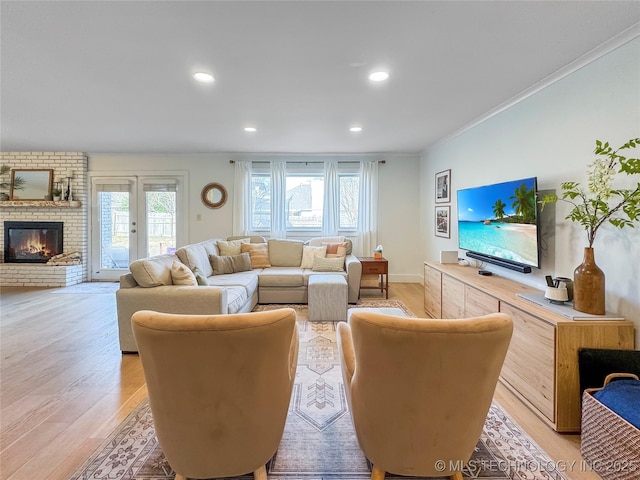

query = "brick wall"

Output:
[[0, 152, 88, 285]]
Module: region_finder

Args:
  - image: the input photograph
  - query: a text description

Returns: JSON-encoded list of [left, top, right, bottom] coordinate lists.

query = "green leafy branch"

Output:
[[539, 138, 640, 248], [0, 165, 25, 192]]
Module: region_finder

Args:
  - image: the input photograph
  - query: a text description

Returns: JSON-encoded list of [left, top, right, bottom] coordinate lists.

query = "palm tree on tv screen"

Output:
[[509, 183, 536, 224], [492, 199, 507, 220]]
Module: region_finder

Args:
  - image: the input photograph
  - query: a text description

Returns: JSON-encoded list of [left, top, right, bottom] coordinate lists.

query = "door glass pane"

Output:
[[145, 191, 176, 257], [99, 191, 130, 269]]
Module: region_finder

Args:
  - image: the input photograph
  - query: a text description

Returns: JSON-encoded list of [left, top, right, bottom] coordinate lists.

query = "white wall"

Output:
[[88, 152, 422, 282], [420, 38, 640, 345]]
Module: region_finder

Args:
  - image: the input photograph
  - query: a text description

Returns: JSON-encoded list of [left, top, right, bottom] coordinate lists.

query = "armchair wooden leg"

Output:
[[371, 465, 386, 480], [253, 464, 267, 480], [450, 472, 463, 480], [174, 474, 187, 480]]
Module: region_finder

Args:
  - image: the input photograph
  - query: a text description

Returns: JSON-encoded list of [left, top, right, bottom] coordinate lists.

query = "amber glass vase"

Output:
[[573, 247, 605, 315]]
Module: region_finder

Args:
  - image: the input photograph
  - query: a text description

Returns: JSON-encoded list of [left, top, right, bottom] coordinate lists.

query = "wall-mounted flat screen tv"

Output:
[[457, 177, 540, 273]]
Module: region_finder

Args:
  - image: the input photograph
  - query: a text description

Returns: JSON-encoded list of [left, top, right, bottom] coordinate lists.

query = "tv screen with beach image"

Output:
[[457, 177, 540, 269]]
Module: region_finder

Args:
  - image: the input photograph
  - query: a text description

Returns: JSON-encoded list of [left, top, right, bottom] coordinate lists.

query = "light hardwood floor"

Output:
[[1, 283, 600, 480]]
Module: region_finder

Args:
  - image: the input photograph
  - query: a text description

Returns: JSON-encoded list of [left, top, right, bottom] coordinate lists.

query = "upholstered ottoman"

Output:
[[308, 275, 348, 322]]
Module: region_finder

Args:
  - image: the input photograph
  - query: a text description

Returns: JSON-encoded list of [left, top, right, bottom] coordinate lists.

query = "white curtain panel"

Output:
[[270, 160, 287, 239], [322, 160, 340, 237], [356, 160, 379, 256], [232, 160, 253, 236]]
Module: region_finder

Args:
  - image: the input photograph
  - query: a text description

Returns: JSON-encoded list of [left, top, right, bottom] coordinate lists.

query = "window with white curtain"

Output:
[[248, 162, 360, 234]]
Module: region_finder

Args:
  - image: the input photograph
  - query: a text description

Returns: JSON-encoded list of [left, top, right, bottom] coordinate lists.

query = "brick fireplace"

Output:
[[0, 152, 88, 287]]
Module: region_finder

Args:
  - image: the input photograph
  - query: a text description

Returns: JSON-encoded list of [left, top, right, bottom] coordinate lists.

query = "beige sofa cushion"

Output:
[[259, 268, 304, 287], [227, 235, 266, 243], [171, 261, 198, 286], [268, 239, 304, 267], [176, 239, 220, 277], [129, 254, 178, 287], [217, 238, 250, 256], [308, 236, 353, 255], [206, 272, 259, 298]]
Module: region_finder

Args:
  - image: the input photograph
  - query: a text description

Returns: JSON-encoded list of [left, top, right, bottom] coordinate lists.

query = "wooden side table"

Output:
[[358, 257, 389, 299]]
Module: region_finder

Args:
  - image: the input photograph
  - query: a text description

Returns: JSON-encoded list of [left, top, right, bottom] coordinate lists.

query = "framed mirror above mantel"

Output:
[[9, 169, 53, 200]]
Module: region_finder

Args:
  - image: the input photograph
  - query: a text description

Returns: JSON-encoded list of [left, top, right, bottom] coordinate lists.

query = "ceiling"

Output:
[[1, 1, 639, 154]]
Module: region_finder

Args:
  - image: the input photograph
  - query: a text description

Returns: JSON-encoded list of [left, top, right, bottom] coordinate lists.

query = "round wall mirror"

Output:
[[201, 183, 228, 209]]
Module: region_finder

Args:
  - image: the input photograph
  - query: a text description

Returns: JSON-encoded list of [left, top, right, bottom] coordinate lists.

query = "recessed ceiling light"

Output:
[[369, 71, 389, 82], [193, 72, 215, 83], [244, 127, 257, 133], [349, 126, 363, 132]]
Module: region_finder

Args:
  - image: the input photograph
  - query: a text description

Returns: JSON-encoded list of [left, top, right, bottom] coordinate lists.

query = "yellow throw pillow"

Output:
[[217, 238, 250, 256], [241, 243, 271, 268], [170, 261, 198, 286], [323, 242, 348, 258]]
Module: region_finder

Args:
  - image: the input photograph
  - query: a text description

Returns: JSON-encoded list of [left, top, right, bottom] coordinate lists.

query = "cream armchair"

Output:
[[132, 308, 299, 480], [337, 311, 513, 480]]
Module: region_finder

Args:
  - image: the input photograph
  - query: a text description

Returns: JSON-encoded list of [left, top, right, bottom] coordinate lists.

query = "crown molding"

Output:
[[430, 23, 640, 150]]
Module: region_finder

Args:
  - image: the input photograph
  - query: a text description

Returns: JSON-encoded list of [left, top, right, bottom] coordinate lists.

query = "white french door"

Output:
[[90, 174, 186, 281]]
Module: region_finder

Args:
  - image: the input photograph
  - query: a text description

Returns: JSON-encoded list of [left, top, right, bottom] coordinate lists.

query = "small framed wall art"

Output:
[[435, 205, 450, 238], [435, 169, 451, 203]]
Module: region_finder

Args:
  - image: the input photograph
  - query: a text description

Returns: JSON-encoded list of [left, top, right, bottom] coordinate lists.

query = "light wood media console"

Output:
[[423, 261, 635, 432]]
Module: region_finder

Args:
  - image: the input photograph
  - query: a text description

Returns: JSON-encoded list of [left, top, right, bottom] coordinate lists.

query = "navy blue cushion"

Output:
[[593, 379, 640, 429]]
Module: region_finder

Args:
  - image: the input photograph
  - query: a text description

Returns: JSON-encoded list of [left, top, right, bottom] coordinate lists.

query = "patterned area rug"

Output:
[[70, 300, 567, 480]]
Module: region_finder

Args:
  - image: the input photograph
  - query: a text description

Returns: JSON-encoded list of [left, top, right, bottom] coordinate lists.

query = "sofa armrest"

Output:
[[116, 285, 228, 353], [119, 273, 138, 288], [345, 254, 362, 304]]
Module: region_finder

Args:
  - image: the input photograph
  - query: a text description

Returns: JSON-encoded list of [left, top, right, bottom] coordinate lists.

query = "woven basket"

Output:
[[580, 374, 640, 480]]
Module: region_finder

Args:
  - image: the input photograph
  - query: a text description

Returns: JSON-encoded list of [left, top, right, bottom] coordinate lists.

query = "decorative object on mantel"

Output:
[[0, 165, 25, 200], [540, 138, 640, 315], [64, 168, 73, 201], [51, 187, 62, 201], [47, 251, 82, 265]]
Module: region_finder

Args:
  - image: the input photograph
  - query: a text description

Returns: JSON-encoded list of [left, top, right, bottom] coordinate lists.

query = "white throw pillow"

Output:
[[170, 261, 198, 286], [300, 245, 327, 269]]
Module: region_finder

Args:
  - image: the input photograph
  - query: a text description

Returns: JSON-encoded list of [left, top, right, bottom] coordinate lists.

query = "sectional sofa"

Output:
[[116, 236, 362, 352]]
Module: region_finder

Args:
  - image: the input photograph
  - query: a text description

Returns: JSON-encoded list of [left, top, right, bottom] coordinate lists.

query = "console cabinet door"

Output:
[[499, 303, 555, 422], [441, 275, 465, 319], [464, 286, 499, 317], [423, 264, 442, 318]]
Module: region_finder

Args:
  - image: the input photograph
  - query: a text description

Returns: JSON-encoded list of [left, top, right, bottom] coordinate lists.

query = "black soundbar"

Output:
[[465, 251, 532, 274]]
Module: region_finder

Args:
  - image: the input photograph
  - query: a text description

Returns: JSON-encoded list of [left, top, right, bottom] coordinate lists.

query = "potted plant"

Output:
[[0, 165, 25, 200], [540, 137, 640, 314], [51, 187, 63, 201]]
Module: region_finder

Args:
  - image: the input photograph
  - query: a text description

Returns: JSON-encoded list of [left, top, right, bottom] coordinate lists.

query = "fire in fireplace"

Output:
[[4, 221, 64, 263]]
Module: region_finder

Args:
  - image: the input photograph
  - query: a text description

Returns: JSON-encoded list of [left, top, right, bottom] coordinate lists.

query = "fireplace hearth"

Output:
[[4, 221, 64, 263]]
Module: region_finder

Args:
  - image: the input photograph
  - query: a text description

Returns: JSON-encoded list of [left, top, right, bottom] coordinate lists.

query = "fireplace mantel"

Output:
[[0, 201, 82, 208]]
